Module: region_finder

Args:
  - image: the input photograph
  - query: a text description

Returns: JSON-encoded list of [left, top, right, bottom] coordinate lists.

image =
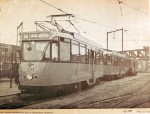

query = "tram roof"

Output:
[[73, 33, 103, 49], [21, 30, 103, 50], [103, 49, 127, 58]]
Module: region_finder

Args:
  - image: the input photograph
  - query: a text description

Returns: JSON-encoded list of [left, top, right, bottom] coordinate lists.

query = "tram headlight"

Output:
[[26, 74, 33, 80]]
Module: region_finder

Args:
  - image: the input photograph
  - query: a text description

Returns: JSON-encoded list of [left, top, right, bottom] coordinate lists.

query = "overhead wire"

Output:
[[39, 0, 68, 14], [39, 0, 118, 30], [116, 0, 149, 33], [124, 32, 150, 49], [39, 0, 149, 42], [120, 1, 149, 15], [75, 17, 117, 29]]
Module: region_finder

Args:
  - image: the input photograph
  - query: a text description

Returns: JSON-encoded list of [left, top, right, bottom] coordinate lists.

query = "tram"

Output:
[[19, 14, 137, 93]]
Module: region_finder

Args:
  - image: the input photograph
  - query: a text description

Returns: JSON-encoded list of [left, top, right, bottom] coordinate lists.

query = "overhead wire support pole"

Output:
[[122, 27, 123, 51], [107, 28, 124, 51], [17, 22, 23, 46]]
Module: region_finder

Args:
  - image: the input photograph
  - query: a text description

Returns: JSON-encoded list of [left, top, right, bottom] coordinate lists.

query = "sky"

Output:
[[0, 0, 149, 51]]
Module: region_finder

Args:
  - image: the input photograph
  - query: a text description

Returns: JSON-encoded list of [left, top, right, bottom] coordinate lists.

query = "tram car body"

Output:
[[19, 14, 137, 93], [19, 30, 137, 93], [0, 43, 21, 79], [103, 50, 137, 80], [19, 31, 104, 92]]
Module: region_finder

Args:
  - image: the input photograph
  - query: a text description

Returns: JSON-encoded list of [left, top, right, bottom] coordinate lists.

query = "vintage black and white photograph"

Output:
[[0, 0, 150, 112]]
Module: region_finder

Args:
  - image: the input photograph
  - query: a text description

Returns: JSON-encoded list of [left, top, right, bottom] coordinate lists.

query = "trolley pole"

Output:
[[107, 28, 124, 51]]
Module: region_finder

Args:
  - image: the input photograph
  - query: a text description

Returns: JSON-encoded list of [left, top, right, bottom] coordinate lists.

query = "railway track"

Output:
[[52, 74, 150, 109], [0, 93, 61, 109], [0, 86, 82, 109], [69, 90, 150, 108], [111, 81, 150, 108]]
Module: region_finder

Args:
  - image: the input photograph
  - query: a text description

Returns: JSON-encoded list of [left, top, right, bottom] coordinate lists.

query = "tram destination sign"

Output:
[[21, 31, 50, 39]]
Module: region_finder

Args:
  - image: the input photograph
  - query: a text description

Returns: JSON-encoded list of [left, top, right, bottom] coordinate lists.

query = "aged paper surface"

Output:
[[0, 0, 150, 114]]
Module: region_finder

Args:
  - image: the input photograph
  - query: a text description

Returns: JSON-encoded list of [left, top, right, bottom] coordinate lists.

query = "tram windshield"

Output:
[[23, 41, 49, 61]]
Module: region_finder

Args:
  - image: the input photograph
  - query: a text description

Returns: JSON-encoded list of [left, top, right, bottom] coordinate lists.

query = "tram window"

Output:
[[45, 44, 50, 59], [23, 41, 49, 61], [113, 56, 118, 66], [124, 60, 126, 66], [85, 48, 88, 63], [52, 42, 58, 61], [106, 54, 112, 65], [103, 54, 107, 65], [124, 59, 126, 66], [118, 58, 121, 66], [80, 44, 86, 63], [121, 59, 124, 66], [128, 60, 131, 66], [88, 49, 91, 64], [60, 38, 70, 61], [100, 50, 103, 64], [112, 56, 116, 65], [126, 60, 130, 67], [95, 50, 100, 64], [126, 60, 129, 66], [72, 40, 79, 62], [111, 55, 114, 65], [88, 50, 94, 64], [127, 60, 131, 67]]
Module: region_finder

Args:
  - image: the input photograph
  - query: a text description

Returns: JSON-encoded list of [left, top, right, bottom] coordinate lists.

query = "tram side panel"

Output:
[[102, 52, 138, 80], [19, 62, 103, 87]]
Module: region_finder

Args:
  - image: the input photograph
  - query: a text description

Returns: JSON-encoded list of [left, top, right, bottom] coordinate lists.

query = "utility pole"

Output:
[[107, 28, 124, 51], [17, 22, 23, 46]]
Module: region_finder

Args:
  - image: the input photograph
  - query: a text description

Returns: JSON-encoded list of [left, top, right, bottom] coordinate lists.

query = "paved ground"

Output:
[[22, 73, 150, 109], [0, 78, 20, 97]]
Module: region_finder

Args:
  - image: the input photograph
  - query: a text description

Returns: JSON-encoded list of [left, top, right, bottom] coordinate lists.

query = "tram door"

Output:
[[89, 50, 95, 84]]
